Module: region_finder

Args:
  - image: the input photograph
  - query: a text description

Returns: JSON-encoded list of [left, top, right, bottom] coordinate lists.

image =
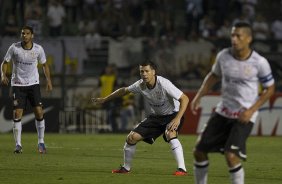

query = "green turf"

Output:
[[0, 133, 281, 184]]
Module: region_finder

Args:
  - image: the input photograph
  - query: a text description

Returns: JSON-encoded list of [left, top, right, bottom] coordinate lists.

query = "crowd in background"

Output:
[[1, 0, 282, 40]]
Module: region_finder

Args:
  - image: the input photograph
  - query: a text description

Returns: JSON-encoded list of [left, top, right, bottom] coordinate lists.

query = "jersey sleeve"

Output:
[[163, 78, 183, 100], [211, 51, 222, 76], [38, 45, 47, 64], [3, 44, 14, 62], [127, 80, 142, 94], [258, 58, 275, 88]]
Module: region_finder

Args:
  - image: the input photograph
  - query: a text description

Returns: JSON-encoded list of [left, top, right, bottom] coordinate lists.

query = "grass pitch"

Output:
[[0, 133, 281, 184]]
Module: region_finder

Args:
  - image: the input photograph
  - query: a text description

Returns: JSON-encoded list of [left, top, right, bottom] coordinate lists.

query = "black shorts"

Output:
[[133, 112, 184, 144], [195, 113, 253, 160], [12, 84, 43, 109]]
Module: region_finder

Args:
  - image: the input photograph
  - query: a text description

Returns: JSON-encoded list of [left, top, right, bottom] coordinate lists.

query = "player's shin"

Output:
[[229, 164, 244, 184], [13, 120, 22, 146], [169, 138, 186, 171], [123, 142, 136, 171], [194, 160, 209, 184], [35, 118, 45, 143]]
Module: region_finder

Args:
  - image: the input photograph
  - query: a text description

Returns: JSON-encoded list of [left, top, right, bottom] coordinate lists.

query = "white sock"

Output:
[[230, 164, 244, 184], [194, 160, 209, 184], [169, 139, 186, 171], [13, 121, 22, 146], [35, 119, 45, 144], [123, 142, 136, 171]]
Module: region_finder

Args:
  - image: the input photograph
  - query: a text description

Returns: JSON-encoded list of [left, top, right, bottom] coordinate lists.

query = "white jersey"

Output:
[[4, 42, 46, 86], [128, 76, 183, 116], [212, 48, 274, 123]]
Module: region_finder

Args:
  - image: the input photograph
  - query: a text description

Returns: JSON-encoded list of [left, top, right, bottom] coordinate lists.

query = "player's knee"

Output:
[[13, 110, 23, 119], [225, 151, 240, 167], [165, 130, 177, 141], [34, 110, 43, 119], [126, 132, 141, 145], [193, 149, 207, 161]]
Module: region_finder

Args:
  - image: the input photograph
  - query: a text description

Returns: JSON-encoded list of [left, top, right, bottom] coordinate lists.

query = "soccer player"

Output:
[[190, 22, 275, 184], [0, 25, 53, 154], [92, 61, 189, 175]]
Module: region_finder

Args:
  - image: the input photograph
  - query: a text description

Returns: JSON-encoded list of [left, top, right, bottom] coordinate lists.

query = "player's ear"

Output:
[[31, 34, 34, 38]]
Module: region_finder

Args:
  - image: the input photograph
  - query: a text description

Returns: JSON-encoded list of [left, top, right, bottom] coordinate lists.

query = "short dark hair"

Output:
[[139, 60, 157, 71], [233, 22, 253, 37], [22, 25, 34, 34]]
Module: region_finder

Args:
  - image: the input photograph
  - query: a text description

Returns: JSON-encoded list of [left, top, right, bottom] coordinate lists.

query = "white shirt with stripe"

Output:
[[4, 42, 46, 86], [212, 48, 275, 123], [128, 76, 183, 117]]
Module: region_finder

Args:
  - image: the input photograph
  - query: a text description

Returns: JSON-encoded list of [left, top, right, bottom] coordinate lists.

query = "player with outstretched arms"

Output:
[[92, 60, 189, 175]]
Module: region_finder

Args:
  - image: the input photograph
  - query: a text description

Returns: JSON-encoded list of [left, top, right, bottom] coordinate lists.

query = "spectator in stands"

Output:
[[24, 0, 43, 36], [175, 31, 214, 80], [185, 0, 203, 37], [232, 11, 251, 26], [139, 11, 157, 38], [252, 14, 270, 40], [127, 0, 143, 23], [158, 14, 175, 41], [47, 0, 66, 37], [212, 0, 230, 27], [78, 12, 97, 36], [84, 27, 102, 55], [271, 15, 282, 40], [12, 0, 25, 27], [63, 0, 79, 22], [119, 92, 136, 132], [200, 16, 217, 40], [98, 64, 119, 132], [108, 13, 126, 39], [3, 14, 19, 37], [217, 19, 232, 39], [241, 0, 257, 21]]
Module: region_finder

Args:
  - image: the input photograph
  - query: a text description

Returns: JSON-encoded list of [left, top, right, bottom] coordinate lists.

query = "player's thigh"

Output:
[[33, 106, 44, 119], [225, 121, 253, 161], [195, 113, 232, 152], [13, 109, 24, 119], [126, 131, 143, 144], [28, 84, 42, 107], [133, 117, 165, 141], [164, 116, 184, 141], [12, 86, 27, 109]]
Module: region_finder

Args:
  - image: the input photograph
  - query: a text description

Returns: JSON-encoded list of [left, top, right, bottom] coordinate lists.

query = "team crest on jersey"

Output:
[[30, 51, 36, 59], [155, 91, 162, 99], [243, 65, 252, 76]]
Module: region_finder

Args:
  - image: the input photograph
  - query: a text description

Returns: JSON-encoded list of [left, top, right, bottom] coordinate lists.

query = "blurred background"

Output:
[[0, 0, 282, 135]]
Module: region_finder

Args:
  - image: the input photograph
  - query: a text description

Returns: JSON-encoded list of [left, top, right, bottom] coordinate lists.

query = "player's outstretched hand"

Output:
[[91, 97, 106, 105]]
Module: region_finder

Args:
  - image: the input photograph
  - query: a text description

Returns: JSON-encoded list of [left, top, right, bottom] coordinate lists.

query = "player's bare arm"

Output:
[[239, 84, 275, 123], [42, 63, 53, 91], [91, 87, 130, 105], [190, 72, 219, 115], [167, 93, 189, 131], [0, 61, 9, 85]]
